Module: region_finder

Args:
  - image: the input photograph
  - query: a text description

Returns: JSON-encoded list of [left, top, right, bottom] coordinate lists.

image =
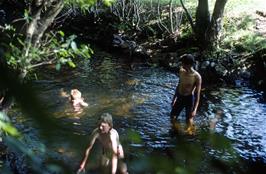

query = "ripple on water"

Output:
[[10, 60, 266, 171]]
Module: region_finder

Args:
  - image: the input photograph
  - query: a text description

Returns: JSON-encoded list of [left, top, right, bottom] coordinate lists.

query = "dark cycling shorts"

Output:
[[170, 93, 194, 120]]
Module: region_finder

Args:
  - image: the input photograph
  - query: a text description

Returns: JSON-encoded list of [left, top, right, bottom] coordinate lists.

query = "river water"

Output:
[[9, 55, 266, 173]]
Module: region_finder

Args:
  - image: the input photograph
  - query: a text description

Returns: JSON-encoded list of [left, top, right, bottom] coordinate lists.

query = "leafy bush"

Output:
[[2, 25, 93, 78]]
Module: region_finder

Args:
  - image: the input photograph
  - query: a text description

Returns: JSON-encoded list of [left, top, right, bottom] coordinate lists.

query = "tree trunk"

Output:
[[205, 0, 227, 47], [32, 0, 64, 47], [25, 0, 64, 51], [169, 0, 174, 33], [24, 3, 43, 57], [23, 0, 64, 78], [195, 0, 210, 47], [180, 0, 195, 32]]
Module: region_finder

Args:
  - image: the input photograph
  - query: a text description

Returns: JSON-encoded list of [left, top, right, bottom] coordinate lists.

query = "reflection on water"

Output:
[[10, 56, 266, 173], [207, 88, 266, 160]]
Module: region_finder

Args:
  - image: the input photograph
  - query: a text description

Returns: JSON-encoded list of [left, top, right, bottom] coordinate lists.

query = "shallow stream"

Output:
[[9, 55, 266, 173]]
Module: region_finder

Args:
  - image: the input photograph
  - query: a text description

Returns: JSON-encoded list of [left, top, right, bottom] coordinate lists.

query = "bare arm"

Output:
[[172, 68, 183, 106], [118, 144, 124, 159], [191, 73, 202, 117], [78, 129, 98, 173], [80, 99, 88, 107], [171, 85, 178, 106], [110, 131, 119, 174]]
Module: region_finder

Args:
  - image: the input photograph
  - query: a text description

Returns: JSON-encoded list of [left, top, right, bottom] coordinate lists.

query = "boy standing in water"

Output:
[[77, 113, 128, 174], [171, 54, 202, 127]]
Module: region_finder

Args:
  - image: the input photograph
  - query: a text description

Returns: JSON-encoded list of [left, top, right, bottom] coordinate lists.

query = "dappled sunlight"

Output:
[[133, 95, 147, 105], [114, 94, 149, 116], [114, 102, 134, 116], [172, 121, 197, 136], [125, 79, 140, 86], [222, 9, 266, 52], [98, 96, 113, 106], [225, 0, 266, 16]]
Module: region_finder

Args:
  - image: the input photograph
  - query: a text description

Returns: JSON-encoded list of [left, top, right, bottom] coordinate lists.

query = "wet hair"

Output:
[[98, 113, 113, 128], [70, 89, 81, 100], [181, 54, 195, 65]]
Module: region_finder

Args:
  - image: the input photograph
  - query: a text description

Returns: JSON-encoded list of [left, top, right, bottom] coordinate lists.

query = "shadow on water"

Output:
[[6, 55, 266, 173]]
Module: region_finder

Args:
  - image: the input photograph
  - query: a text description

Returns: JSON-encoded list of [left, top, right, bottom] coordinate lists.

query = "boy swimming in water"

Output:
[[70, 89, 88, 111]]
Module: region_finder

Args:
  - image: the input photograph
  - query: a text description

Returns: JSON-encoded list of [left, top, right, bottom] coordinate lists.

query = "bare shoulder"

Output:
[[194, 71, 202, 81], [91, 128, 100, 138], [110, 128, 119, 137], [179, 66, 185, 73], [109, 129, 120, 143]]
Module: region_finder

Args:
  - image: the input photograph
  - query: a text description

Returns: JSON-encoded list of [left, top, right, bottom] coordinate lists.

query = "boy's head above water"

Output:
[[70, 89, 82, 100], [181, 54, 195, 66]]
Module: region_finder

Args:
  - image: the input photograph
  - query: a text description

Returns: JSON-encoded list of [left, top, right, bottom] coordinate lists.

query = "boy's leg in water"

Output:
[[170, 96, 184, 123], [185, 95, 194, 126]]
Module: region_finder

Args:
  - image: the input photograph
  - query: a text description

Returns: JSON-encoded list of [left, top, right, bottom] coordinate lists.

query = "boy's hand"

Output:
[[77, 168, 85, 174], [171, 98, 176, 107], [191, 110, 196, 117], [77, 163, 85, 174], [118, 144, 124, 159]]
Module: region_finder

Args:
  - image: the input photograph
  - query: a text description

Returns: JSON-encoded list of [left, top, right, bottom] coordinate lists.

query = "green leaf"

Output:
[[0, 112, 20, 137], [67, 61, 76, 68], [59, 49, 68, 57], [58, 31, 65, 37], [61, 43, 68, 48], [17, 38, 25, 47], [55, 63, 61, 71], [71, 41, 78, 51], [103, 0, 115, 6], [2, 123, 21, 137]]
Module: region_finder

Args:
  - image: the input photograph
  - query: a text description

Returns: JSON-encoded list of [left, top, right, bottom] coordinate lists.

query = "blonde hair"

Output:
[[70, 89, 81, 100], [98, 113, 113, 128]]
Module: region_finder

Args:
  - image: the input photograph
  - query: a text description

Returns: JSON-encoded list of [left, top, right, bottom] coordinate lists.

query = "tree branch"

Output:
[[28, 57, 57, 69], [180, 0, 195, 32]]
